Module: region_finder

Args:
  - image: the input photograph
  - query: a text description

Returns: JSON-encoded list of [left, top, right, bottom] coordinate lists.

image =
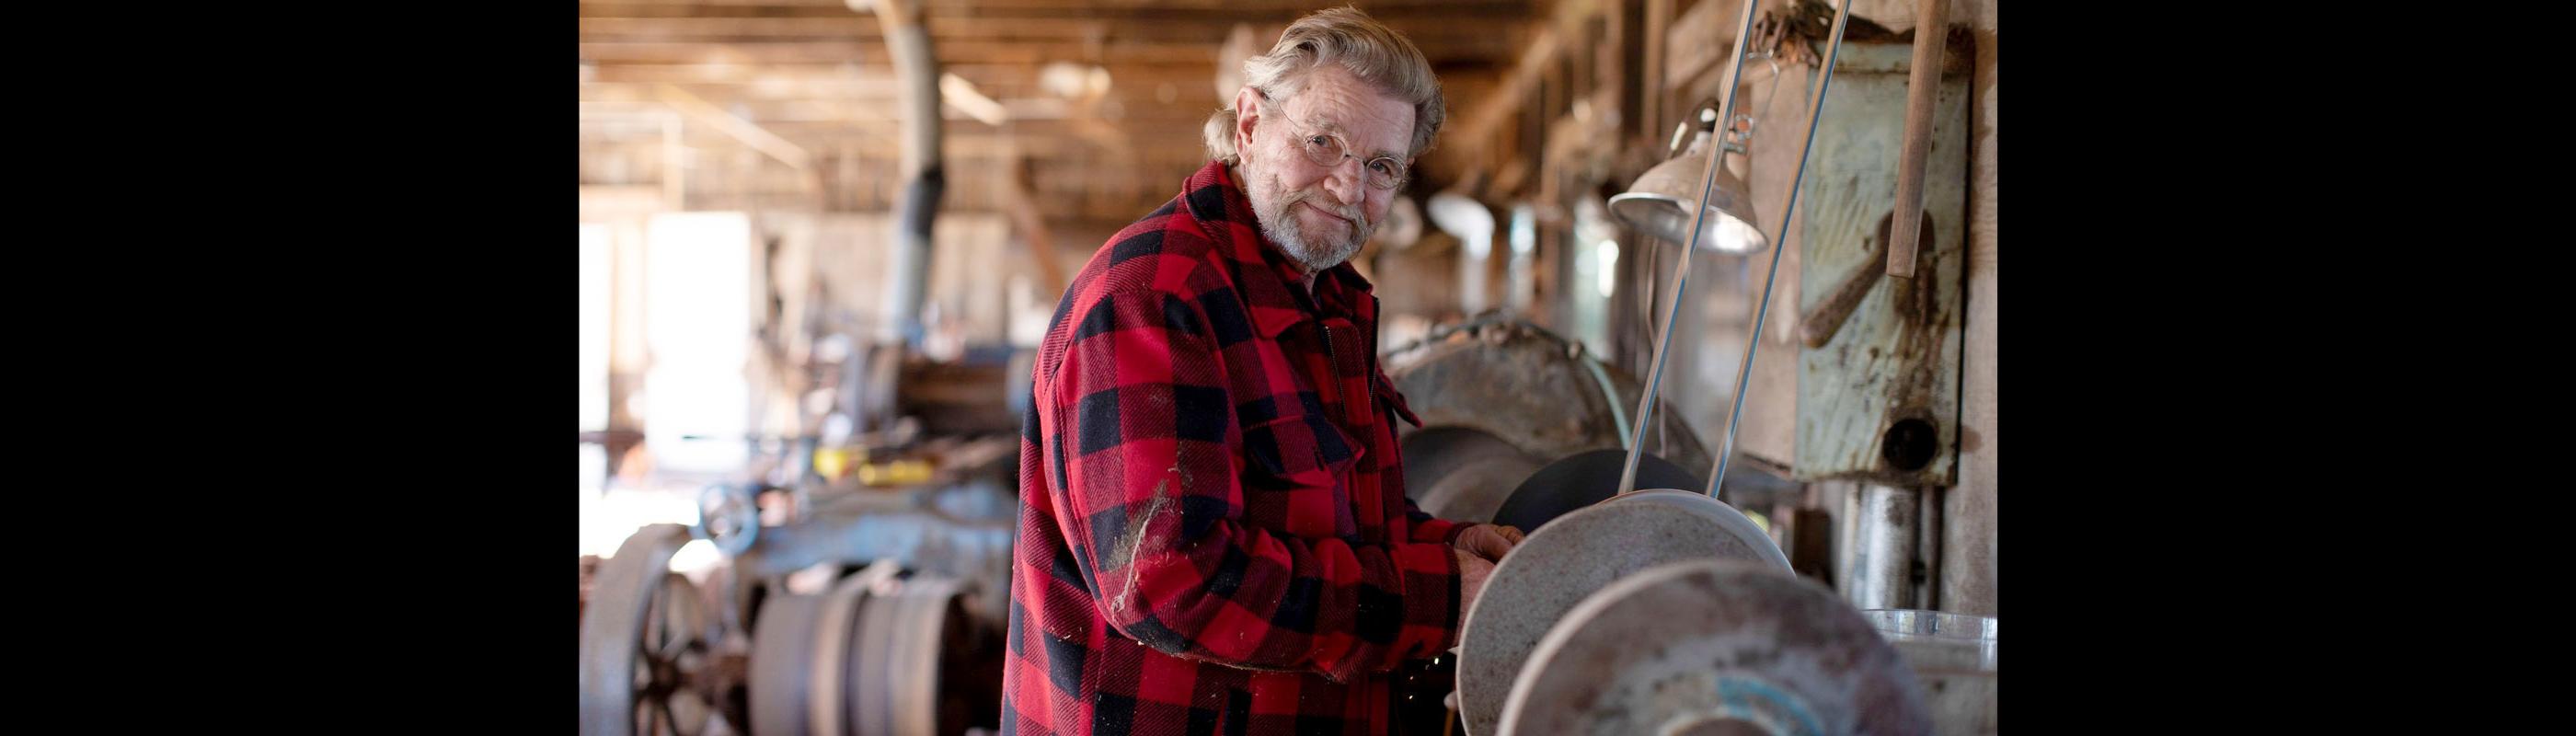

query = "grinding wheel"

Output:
[[1457, 489, 1789, 736], [1403, 426, 1547, 523], [1495, 560, 1931, 736], [1402, 427, 1529, 495], [1419, 454, 1543, 527], [1490, 449, 1703, 533]]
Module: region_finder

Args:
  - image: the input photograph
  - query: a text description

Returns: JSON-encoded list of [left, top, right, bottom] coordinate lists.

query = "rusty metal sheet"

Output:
[[1792, 39, 1972, 486]]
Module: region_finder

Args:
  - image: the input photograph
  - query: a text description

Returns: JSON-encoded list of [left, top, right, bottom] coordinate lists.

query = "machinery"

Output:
[[581, 311, 1992, 736], [581, 467, 1015, 736], [1391, 317, 1995, 736], [581, 0, 1995, 731], [1387, 1, 2001, 730]]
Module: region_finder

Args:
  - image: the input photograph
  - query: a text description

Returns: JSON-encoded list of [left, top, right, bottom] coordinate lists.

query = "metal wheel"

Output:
[[637, 572, 714, 735], [697, 484, 762, 558], [1495, 560, 1930, 736], [752, 562, 900, 736], [1458, 489, 1789, 736], [815, 563, 897, 736], [750, 593, 823, 736], [1490, 449, 1702, 533], [844, 575, 981, 736], [849, 576, 903, 736], [583, 524, 723, 736], [892, 577, 968, 736], [1399, 427, 1545, 523]]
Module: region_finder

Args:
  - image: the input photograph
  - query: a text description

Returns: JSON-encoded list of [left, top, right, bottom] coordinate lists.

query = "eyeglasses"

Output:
[[1289, 127, 1408, 191]]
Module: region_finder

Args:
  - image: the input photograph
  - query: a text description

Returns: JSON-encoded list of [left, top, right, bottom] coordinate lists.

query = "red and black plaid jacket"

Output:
[[1005, 160, 1478, 735]]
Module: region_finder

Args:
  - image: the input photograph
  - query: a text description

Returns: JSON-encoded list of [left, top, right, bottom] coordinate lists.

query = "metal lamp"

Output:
[[1607, 105, 1766, 256], [1604, 0, 1857, 500]]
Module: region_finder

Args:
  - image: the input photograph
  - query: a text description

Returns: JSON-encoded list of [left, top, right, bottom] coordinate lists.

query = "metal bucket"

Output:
[[1861, 609, 1995, 735]]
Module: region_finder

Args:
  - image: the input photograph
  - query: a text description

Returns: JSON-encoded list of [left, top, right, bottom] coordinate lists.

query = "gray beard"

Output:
[[1245, 164, 1370, 274]]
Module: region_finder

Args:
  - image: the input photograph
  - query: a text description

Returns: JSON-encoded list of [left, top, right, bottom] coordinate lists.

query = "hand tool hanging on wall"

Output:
[[1885, 0, 1951, 280]]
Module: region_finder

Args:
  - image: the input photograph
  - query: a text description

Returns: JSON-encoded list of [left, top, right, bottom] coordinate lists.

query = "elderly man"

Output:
[[1003, 7, 1524, 736]]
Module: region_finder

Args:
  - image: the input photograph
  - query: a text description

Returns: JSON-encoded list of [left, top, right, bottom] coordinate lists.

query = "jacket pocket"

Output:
[[1240, 411, 1364, 540]]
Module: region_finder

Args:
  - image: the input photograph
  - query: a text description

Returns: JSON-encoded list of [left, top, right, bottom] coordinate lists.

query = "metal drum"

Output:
[[1385, 318, 1712, 473], [1861, 610, 1995, 735]]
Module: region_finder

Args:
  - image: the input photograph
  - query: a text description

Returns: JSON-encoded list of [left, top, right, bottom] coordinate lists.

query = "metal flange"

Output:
[[750, 592, 822, 736], [811, 563, 897, 736]]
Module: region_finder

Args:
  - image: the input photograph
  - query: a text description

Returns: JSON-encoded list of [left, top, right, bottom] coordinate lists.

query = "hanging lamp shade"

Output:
[[1607, 112, 1766, 255]]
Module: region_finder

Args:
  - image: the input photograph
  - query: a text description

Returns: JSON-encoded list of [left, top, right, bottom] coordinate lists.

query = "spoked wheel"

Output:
[[583, 524, 727, 736]]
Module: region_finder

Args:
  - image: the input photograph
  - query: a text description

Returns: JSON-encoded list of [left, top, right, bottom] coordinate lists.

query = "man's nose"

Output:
[[1321, 156, 1365, 206]]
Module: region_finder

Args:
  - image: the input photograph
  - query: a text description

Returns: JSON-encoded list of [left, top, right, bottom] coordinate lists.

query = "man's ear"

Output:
[[1232, 86, 1265, 162]]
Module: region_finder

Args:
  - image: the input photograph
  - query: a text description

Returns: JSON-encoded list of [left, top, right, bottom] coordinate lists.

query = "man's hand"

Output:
[[1455, 548, 1497, 616], [1453, 523, 1525, 563]]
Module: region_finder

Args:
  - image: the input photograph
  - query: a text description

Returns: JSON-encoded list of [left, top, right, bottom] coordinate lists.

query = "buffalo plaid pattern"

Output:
[[1003, 160, 1478, 736]]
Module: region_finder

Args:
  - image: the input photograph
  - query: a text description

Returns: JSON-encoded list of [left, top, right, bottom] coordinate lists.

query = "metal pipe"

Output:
[[874, 0, 942, 346], [1616, 0, 1765, 498], [1707, 0, 1857, 499], [1837, 482, 1861, 592], [1851, 484, 1916, 610], [1916, 485, 1942, 609]]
